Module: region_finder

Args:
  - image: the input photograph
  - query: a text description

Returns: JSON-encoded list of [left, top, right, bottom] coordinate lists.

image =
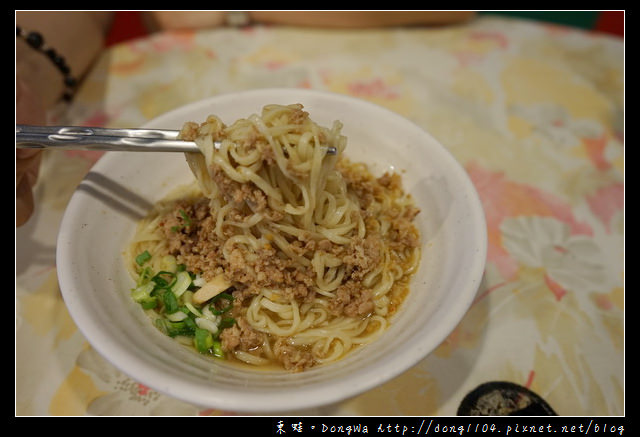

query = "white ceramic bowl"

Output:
[[57, 88, 486, 413]]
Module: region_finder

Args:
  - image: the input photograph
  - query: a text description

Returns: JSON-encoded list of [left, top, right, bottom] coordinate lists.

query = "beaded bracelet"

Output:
[[16, 26, 77, 102]]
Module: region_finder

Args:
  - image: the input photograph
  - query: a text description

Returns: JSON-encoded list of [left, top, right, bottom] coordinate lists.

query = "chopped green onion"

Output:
[[185, 302, 203, 318], [130, 251, 230, 359], [170, 209, 193, 233], [171, 270, 192, 298], [210, 292, 234, 315], [152, 271, 176, 289], [183, 316, 197, 332], [212, 340, 224, 358], [178, 305, 190, 314], [194, 328, 214, 353], [137, 266, 154, 287], [160, 255, 178, 273], [135, 250, 152, 266], [166, 310, 188, 322], [179, 209, 192, 227], [140, 297, 158, 310], [155, 318, 196, 338], [162, 290, 179, 314], [131, 281, 156, 303], [195, 317, 218, 334]]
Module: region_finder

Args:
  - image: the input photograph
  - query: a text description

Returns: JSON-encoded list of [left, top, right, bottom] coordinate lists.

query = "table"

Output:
[[16, 15, 624, 416]]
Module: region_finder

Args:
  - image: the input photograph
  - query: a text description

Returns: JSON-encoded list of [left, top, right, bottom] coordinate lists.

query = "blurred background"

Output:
[[105, 11, 624, 47]]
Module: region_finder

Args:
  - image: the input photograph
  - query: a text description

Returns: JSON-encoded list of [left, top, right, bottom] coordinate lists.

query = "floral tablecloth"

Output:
[[15, 15, 624, 416]]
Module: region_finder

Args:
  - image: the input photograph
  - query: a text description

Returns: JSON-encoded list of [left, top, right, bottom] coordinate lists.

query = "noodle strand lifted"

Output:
[[126, 104, 421, 372]]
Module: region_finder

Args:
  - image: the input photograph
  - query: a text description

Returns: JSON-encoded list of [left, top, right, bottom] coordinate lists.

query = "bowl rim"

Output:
[[56, 88, 487, 413]]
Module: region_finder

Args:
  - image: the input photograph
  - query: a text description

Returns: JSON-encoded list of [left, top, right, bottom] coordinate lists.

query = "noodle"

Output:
[[125, 104, 421, 372]]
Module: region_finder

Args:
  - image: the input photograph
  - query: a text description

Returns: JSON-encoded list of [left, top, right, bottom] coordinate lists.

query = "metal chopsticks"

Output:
[[16, 125, 337, 155], [16, 125, 200, 152]]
